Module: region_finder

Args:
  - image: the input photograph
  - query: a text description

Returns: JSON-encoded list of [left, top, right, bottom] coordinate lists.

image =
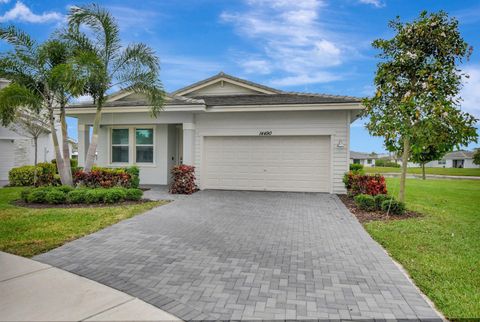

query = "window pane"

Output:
[[112, 129, 129, 144], [136, 129, 153, 145], [112, 146, 129, 163], [136, 146, 153, 163]]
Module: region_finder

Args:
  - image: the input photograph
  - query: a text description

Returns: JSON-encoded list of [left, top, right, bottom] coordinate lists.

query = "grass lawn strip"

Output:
[[0, 187, 166, 257], [364, 178, 480, 319], [365, 166, 480, 177]]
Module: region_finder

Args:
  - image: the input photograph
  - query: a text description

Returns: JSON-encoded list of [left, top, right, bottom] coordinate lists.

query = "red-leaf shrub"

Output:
[[343, 172, 387, 196], [74, 167, 132, 188], [169, 165, 198, 194]]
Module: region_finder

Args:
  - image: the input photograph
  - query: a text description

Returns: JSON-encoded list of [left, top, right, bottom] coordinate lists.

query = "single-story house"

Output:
[[68, 72, 363, 193], [350, 151, 377, 167], [425, 150, 479, 168]]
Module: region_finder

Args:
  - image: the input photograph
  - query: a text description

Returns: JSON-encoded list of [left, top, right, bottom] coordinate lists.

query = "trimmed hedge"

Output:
[[21, 186, 143, 205], [375, 159, 401, 168], [354, 194, 376, 211], [9, 162, 57, 187], [349, 163, 364, 171], [74, 166, 139, 188], [374, 194, 393, 211], [381, 199, 406, 215]]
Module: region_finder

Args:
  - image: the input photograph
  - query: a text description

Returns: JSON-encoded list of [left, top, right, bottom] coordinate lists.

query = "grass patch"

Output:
[[365, 166, 480, 176], [364, 178, 480, 318], [0, 187, 166, 257]]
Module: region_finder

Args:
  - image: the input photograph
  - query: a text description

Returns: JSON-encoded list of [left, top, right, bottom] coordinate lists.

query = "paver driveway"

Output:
[[36, 191, 440, 320]]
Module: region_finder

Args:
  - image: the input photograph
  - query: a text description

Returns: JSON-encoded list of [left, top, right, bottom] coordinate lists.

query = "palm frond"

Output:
[[0, 25, 36, 54], [125, 77, 165, 117], [112, 43, 159, 76], [0, 83, 42, 126]]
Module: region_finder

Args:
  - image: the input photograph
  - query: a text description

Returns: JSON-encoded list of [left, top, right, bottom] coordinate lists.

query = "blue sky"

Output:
[[0, 0, 479, 153]]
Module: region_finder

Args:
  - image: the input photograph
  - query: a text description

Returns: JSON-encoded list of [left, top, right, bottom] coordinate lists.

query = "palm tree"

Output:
[[0, 27, 82, 185], [65, 4, 165, 172]]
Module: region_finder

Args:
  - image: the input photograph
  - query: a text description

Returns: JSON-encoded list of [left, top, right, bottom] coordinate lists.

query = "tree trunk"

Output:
[[33, 136, 38, 166], [59, 106, 73, 186], [422, 163, 426, 180], [399, 137, 410, 203], [48, 108, 67, 185], [84, 105, 102, 172]]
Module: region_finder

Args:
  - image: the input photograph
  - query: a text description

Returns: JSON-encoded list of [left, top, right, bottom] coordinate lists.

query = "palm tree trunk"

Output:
[[422, 163, 426, 180], [48, 108, 67, 185], [84, 105, 102, 172], [399, 137, 410, 203], [60, 106, 73, 186]]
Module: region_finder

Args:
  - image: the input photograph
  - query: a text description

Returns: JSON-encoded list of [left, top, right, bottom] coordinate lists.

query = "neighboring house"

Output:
[[67, 72, 363, 193], [426, 150, 479, 168], [350, 151, 377, 167], [0, 79, 75, 180]]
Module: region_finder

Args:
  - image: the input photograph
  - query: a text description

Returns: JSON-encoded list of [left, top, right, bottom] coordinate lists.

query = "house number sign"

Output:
[[259, 131, 272, 136]]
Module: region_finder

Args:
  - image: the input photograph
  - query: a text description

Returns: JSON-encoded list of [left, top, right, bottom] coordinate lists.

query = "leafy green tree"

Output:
[[363, 11, 478, 201], [473, 149, 480, 166], [65, 4, 165, 172], [0, 27, 84, 185]]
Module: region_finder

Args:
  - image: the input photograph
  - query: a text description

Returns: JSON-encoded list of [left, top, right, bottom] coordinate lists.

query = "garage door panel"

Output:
[[204, 136, 330, 192]]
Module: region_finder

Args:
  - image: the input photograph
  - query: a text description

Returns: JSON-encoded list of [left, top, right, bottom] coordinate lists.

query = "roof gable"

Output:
[[172, 72, 282, 97]]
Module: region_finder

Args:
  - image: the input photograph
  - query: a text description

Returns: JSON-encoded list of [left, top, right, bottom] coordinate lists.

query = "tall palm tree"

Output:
[[66, 4, 165, 172], [0, 27, 82, 185]]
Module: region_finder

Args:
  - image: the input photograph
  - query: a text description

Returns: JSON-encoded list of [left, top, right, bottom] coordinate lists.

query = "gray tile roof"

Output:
[[195, 93, 360, 106], [444, 150, 474, 159], [350, 151, 378, 159], [69, 95, 204, 108]]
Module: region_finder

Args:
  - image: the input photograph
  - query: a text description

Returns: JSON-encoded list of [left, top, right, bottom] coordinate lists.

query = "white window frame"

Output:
[[110, 128, 130, 165], [108, 126, 156, 166], [135, 127, 155, 165]]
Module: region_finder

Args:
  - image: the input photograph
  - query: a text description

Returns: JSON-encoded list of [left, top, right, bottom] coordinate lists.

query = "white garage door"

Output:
[[0, 140, 15, 180], [203, 136, 330, 192]]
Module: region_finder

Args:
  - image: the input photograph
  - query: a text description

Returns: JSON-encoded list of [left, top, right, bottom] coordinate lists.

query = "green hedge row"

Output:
[[21, 186, 144, 205], [354, 193, 405, 215], [9, 163, 58, 187]]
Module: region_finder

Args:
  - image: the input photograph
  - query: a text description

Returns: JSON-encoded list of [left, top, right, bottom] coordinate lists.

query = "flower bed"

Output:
[[19, 186, 145, 206]]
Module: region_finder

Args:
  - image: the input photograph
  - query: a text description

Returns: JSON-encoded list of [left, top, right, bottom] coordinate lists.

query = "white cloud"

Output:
[[358, 0, 385, 8], [0, 1, 63, 23], [221, 0, 350, 86], [461, 65, 480, 118], [0, 0, 11, 4]]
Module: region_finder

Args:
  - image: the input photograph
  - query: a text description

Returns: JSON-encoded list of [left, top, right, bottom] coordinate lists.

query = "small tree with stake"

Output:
[[363, 11, 478, 202], [474, 149, 480, 166]]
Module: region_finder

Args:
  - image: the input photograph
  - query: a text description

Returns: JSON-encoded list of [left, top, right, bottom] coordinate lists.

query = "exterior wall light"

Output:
[[337, 140, 345, 148]]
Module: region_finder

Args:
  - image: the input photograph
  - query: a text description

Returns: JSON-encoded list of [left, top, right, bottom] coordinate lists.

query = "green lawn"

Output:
[[364, 178, 480, 319], [0, 187, 165, 257], [365, 166, 480, 176]]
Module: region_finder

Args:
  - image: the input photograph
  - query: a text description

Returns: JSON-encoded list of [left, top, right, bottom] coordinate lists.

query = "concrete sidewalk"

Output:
[[0, 252, 180, 322]]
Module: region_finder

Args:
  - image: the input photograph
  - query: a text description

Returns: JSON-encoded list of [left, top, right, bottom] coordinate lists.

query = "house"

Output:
[[0, 79, 76, 180], [426, 150, 479, 168], [350, 151, 377, 167], [67, 72, 363, 193]]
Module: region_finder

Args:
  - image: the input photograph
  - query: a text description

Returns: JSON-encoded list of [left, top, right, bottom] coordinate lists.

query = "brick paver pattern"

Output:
[[36, 191, 440, 320]]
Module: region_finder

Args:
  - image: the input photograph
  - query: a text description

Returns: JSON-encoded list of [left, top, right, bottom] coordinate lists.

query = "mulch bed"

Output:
[[337, 194, 422, 223], [13, 199, 158, 209]]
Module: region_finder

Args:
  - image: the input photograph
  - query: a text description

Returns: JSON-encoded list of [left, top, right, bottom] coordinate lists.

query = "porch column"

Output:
[[77, 124, 89, 167], [182, 123, 195, 165]]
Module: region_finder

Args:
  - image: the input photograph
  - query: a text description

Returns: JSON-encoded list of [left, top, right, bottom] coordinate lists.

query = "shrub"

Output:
[[125, 166, 140, 188], [343, 172, 387, 196], [169, 165, 197, 194], [381, 199, 406, 215], [349, 163, 364, 171], [9, 163, 58, 187], [374, 194, 393, 210], [375, 159, 401, 168], [45, 189, 66, 204], [66, 189, 88, 204], [84, 189, 107, 204], [354, 194, 376, 211], [26, 187, 51, 203], [20, 188, 32, 202], [125, 188, 143, 201], [104, 188, 127, 204], [56, 185, 74, 194], [74, 167, 132, 188]]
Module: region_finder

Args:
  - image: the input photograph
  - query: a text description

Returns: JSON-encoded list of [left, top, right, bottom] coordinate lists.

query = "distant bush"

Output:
[[45, 190, 66, 204], [354, 194, 376, 211], [374, 194, 393, 211], [375, 159, 401, 168], [381, 199, 405, 215], [125, 188, 143, 201], [349, 164, 364, 171]]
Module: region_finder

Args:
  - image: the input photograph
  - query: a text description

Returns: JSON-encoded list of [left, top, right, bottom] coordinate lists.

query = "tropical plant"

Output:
[[0, 27, 85, 186], [362, 11, 478, 202], [64, 4, 165, 172], [473, 149, 480, 166]]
